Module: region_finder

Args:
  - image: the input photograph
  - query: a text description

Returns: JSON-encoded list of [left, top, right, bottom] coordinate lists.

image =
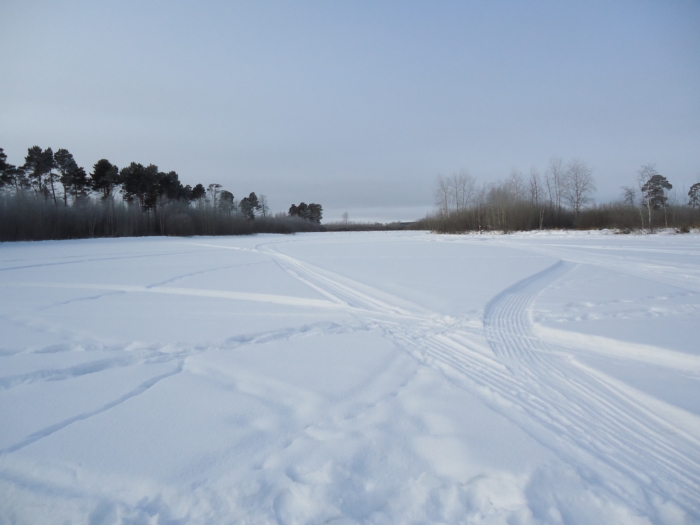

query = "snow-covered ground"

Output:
[[1, 230, 699, 524]]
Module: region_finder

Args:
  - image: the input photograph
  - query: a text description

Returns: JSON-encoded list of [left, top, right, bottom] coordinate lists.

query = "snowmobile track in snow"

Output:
[[262, 243, 700, 518], [483, 259, 700, 516]]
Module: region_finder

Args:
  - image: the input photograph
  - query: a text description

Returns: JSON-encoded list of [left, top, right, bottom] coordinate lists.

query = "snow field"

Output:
[[1, 231, 699, 524]]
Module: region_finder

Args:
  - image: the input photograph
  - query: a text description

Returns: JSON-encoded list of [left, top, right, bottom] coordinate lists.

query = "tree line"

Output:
[[288, 202, 323, 223], [0, 146, 324, 241], [420, 158, 700, 233]]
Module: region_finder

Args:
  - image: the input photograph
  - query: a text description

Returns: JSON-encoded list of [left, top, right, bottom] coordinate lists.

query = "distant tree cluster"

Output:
[[429, 157, 595, 232], [622, 163, 700, 231], [0, 146, 245, 213], [423, 158, 699, 233], [288, 202, 323, 223], [0, 146, 323, 241]]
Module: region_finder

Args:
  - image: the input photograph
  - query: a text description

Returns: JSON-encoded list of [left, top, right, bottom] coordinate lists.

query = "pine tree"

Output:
[[91, 159, 120, 200], [240, 192, 260, 220], [70, 167, 91, 202], [308, 203, 323, 223], [688, 183, 700, 211], [0, 148, 7, 176], [120, 163, 160, 210], [641, 172, 672, 230], [54, 148, 79, 205], [218, 190, 235, 214], [23, 146, 56, 201], [190, 183, 206, 202], [0, 148, 19, 190], [158, 171, 185, 201], [288, 201, 322, 223]]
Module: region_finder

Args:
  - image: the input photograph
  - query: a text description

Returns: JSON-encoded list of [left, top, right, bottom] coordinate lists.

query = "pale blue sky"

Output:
[[1, 1, 699, 221]]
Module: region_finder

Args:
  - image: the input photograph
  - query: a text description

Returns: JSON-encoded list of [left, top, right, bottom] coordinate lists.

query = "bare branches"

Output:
[[563, 158, 596, 217], [432, 157, 597, 232], [545, 156, 566, 215], [435, 170, 476, 216], [435, 171, 477, 215]]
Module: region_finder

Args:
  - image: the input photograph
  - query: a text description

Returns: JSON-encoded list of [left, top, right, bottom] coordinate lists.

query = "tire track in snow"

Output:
[[261, 243, 700, 517]]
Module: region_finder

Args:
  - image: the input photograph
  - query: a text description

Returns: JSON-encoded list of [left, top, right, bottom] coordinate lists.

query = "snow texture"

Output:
[[1, 230, 699, 524]]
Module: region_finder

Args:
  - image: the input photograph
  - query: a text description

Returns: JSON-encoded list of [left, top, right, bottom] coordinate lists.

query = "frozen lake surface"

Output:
[[1, 230, 699, 524]]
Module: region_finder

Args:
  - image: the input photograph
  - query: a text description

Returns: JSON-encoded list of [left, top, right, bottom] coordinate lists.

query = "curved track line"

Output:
[[482, 260, 700, 515], [258, 245, 429, 317], [1, 282, 341, 310], [493, 240, 700, 293], [0, 363, 183, 456], [260, 243, 700, 518], [484, 260, 571, 362], [9, 237, 696, 517]]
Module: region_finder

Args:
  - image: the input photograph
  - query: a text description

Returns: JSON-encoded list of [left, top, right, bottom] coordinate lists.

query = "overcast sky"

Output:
[[1, 1, 699, 221]]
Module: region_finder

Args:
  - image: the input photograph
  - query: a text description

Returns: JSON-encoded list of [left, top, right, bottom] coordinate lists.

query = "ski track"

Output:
[[0, 321, 363, 393], [483, 260, 700, 513], [2, 236, 699, 519], [1, 282, 342, 310], [492, 240, 700, 294], [260, 241, 700, 518], [0, 320, 365, 456], [0, 249, 203, 273], [0, 363, 184, 456]]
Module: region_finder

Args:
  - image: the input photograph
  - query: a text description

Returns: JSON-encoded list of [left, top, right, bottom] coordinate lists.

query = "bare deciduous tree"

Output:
[[620, 184, 645, 229], [529, 167, 545, 229], [621, 186, 636, 206], [508, 168, 526, 202], [545, 157, 567, 223], [435, 175, 451, 216], [259, 194, 269, 218], [207, 183, 222, 207], [564, 158, 595, 217], [451, 170, 477, 211], [435, 171, 477, 216]]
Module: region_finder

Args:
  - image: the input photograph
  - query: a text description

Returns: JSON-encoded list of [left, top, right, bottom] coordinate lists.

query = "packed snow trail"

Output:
[[490, 237, 700, 294], [483, 259, 700, 515], [259, 239, 700, 519]]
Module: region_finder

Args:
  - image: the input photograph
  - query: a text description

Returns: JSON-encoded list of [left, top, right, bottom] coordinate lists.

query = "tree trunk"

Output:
[[49, 177, 57, 206]]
